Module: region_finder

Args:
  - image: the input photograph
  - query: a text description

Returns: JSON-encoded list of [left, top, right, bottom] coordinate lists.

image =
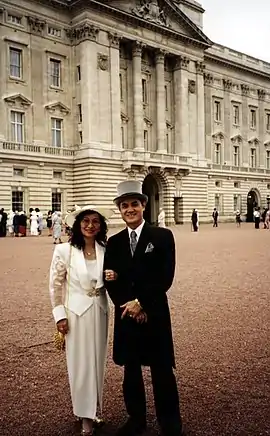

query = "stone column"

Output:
[[258, 89, 266, 168], [77, 25, 100, 146], [223, 79, 233, 165], [132, 42, 144, 150], [173, 56, 190, 155], [196, 61, 206, 161], [241, 84, 250, 167], [204, 73, 214, 160], [108, 33, 122, 149], [155, 49, 166, 153]]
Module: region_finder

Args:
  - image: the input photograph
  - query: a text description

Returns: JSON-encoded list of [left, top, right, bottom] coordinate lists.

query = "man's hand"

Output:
[[120, 300, 142, 319], [104, 269, 118, 281], [57, 318, 69, 335]]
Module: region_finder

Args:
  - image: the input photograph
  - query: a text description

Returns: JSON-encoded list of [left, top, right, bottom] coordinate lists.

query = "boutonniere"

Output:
[[145, 242, 154, 253]]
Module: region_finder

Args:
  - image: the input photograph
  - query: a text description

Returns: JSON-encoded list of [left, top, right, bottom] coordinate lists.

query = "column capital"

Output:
[[223, 79, 233, 91], [204, 72, 213, 85], [108, 32, 121, 49], [174, 56, 190, 71], [27, 16, 46, 35], [258, 89, 266, 100], [65, 24, 99, 43], [132, 41, 145, 57], [155, 49, 166, 64], [241, 84, 250, 96], [195, 61, 205, 75]]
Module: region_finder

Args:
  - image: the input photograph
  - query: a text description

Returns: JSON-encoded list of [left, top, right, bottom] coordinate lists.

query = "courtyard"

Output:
[[0, 223, 269, 436]]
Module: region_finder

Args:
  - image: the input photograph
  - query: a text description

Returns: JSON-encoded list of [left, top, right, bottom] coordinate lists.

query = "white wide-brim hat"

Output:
[[114, 180, 148, 205], [65, 205, 114, 228]]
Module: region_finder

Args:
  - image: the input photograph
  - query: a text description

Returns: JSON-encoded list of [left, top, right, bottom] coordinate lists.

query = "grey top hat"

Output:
[[114, 180, 148, 205]]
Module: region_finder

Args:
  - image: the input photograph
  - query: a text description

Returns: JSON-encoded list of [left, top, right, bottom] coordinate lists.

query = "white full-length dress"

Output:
[[49, 242, 109, 419], [30, 213, 39, 236]]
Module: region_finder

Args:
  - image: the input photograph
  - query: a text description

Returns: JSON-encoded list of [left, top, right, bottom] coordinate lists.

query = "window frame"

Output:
[[52, 191, 62, 212], [49, 58, 61, 88], [250, 148, 257, 168], [214, 143, 221, 165], [266, 150, 270, 170], [214, 100, 221, 122], [142, 78, 148, 105], [9, 47, 22, 79], [10, 110, 25, 143], [51, 117, 63, 147], [266, 112, 270, 132], [233, 145, 240, 167], [250, 108, 257, 129], [12, 190, 24, 212], [232, 105, 240, 126]]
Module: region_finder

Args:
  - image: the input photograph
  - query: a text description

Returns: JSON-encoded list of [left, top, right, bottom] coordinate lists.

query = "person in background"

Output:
[[261, 208, 267, 229], [235, 210, 242, 227], [158, 207, 166, 228], [191, 209, 198, 232], [265, 209, 270, 229], [52, 211, 63, 244], [19, 211, 27, 237], [0, 208, 7, 237], [46, 210, 53, 236], [13, 211, 20, 237], [253, 208, 260, 229], [35, 208, 43, 235], [7, 210, 15, 236], [30, 210, 39, 236], [212, 208, 219, 228]]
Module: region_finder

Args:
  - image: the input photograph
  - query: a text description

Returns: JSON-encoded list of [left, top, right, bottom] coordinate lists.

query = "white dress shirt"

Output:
[[127, 220, 145, 243]]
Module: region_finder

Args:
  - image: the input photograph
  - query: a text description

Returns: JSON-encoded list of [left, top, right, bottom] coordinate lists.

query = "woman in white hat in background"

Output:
[[49, 205, 114, 435]]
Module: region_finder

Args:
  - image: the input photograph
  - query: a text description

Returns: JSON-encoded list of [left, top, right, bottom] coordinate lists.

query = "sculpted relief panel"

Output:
[[132, 1, 167, 26]]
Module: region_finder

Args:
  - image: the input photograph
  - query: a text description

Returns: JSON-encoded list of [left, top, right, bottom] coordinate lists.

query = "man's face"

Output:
[[119, 197, 145, 229]]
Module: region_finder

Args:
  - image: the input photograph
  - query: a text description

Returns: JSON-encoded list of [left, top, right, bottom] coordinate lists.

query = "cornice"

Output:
[[205, 52, 270, 81]]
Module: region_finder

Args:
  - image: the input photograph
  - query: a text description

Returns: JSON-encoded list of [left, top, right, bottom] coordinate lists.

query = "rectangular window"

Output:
[[250, 109, 256, 128], [51, 118, 62, 147], [12, 190, 23, 212], [214, 143, 221, 164], [48, 27, 61, 37], [77, 65, 81, 81], [8, 14, 22, 25], [214, 101, 221, 122], [233, 195, 241, 212], [233, 105, 240, 125], [165, 85, 168, 110], [119, 73, 123, 101], [266, 150, 270, 169], [79, 131, 83, 144], [143, 129, 148, 149], [250, 148, 256, 168], [10, 48, 22, 78], [121, 126, 125, 148], [13, 167, 24, 177], [215, 194, 220, 210], [53, 171, 63, 179], [50, 59, 61, 87], [142, 79, 148, 104], [233, 145, 240, 167], [52, 192, 61, 212], [78, 104, 82, 123], [266, 113, 270, 131], [234, 182, 240, 189], [11, 111, 24, 143]]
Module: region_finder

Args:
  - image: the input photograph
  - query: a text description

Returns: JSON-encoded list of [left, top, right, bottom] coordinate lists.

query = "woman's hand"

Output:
[[104, 269, 118, 281], [57, 318, 69, 335]]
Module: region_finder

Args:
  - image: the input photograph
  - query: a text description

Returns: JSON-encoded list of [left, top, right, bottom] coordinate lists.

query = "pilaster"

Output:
[[204, 73, 214, 160], [132, 42, 144, 150], [196, 61, 206, 161], [223, 79, 233, 165], [241, 84, 250, 166], [258, 88, 266, 168], [173, 56, 190, 156], [108, 33, 122, 149], [155, 49, 166, 153]]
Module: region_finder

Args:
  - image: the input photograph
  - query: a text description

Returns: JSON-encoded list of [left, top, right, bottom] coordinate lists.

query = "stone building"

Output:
[[0, 0, 270, 224]]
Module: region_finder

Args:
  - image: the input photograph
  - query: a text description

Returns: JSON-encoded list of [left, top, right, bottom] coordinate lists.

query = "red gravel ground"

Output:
[[0, 223, 269, 436]]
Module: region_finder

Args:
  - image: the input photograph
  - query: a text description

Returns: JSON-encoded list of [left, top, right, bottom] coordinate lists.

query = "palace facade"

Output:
[[1, 0, 270, 224]]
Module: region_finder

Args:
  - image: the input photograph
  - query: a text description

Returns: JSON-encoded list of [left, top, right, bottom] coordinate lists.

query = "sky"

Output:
[[201, 0, 270, 62]]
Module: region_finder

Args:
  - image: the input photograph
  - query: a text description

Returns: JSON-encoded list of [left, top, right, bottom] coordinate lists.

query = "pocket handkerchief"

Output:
[[145, 242, 154, 253]]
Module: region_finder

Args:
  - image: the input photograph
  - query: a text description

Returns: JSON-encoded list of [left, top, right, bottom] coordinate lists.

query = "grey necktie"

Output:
[[130, 230, 137, 256]]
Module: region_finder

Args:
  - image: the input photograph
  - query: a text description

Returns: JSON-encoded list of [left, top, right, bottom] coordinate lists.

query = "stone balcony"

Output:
[[121, 150, 193, 170], [0, 141, 77, 161], [208, 163, 270, 175]]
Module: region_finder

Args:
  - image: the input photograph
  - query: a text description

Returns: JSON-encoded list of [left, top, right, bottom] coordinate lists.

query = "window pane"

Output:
[[10, 48, 21, 78], [52, 192, 62, 212], [50, 59, 60, 87], [12, 191, 23, 212]]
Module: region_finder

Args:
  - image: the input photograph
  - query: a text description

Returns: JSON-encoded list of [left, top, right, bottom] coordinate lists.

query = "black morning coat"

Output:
[[104, 222, 176, 368]]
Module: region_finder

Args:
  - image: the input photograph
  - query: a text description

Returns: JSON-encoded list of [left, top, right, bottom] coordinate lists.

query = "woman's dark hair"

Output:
[[69, 209, 108, 250]]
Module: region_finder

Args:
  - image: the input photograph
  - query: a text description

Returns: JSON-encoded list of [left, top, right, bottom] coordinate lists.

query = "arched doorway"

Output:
[[247, 190, 259, 222], [142, 174, 160, 225]]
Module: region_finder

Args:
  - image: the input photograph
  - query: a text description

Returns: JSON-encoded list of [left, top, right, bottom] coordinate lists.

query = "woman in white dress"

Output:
[[49, 205, 114, 435], [30, 210, 39, 236], [52, 211, 63, 244]]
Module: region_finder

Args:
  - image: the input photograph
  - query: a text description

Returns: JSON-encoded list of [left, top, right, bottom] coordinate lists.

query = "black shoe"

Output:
[[115, 418, 147, 436]]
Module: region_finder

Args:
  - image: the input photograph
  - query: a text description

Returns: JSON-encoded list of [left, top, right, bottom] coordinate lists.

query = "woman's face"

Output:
[[80, 213, 101, 239]]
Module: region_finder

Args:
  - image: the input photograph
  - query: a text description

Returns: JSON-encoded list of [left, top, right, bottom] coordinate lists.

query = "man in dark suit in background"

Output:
[[104, 180, 183, 436]]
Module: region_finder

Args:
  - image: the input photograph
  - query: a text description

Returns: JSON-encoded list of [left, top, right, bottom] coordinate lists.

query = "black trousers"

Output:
[[123, 362, 182, 435]]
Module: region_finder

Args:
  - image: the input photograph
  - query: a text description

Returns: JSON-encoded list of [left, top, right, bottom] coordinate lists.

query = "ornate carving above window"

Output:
[[212, 131, 224, 142], [144, 115, 152, 126], [121, 112, 129, 124], [65, 24, 99, 43], [27, 16, 45, 34], [231, 134, 243, 144], [132, 1, 168, 27], [45, 102, 70, 115], [4, 94, 32, 108], [248, 137, 260, 146]]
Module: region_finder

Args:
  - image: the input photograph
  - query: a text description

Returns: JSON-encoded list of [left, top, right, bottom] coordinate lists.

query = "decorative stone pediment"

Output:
[[107, 0, 211, 45], [45, 102, 70, 115], [212, 131, 224, 142], [144, 115, 152, 126], [231, 134, 243, 144], [3, 94, 32, 108], [264, 140, 270, 147], [248, 137, 260, 145], [121, 112, 129, 123]]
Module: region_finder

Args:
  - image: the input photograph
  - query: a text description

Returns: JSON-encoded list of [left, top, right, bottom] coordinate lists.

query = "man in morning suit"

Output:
[[104, 180, 183, 436]]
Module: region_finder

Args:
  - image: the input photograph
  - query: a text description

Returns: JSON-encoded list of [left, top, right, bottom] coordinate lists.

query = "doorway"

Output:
[[142, 174, 160, 225], [246, 190, 259, 222]]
